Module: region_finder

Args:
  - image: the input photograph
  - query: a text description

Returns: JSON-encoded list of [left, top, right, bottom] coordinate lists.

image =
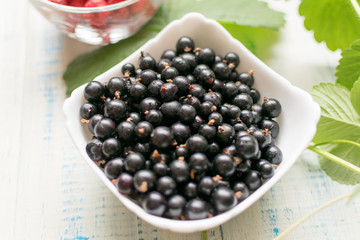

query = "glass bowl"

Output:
[[30, 0, 162, 45], [63, 13, 320, 233]]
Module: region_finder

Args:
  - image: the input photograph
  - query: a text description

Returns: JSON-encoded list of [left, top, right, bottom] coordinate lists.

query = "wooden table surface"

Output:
[[1, 1, 359, 239]]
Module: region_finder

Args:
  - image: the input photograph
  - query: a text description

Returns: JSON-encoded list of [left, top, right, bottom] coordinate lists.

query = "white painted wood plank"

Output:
[[1, 1, 359, 240]]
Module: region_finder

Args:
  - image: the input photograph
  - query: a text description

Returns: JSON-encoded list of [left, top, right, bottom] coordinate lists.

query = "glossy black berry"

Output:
[[86, 137, 104, 161], [124, 152, 145, 173], [145, 109, 163, 126], [180, 53, 197, 71], [252, 129, 272, 149], [142, 191, 166, 216], [245, 170, 262, 191], [121, 63, 135, 77], [249, 88, 260, 103], [184, 199, 209, 220], [238, 71, 254, 87], [104, 157, 124, 180], [104, 99, 127, 122], [171, 122, 191, 144], [129, 83, 147, 101], [140, 69, 157, 86], [116, 121, 135, 141], [152, 162, 168, 176], [224, 52, 240, 70], [173, 76, 190, 96], [167, 195, 186, 218], [135, 121, 153, 140], [84, 81, 105, 102], [197, 68, 215, 85], [196, 48, 215, 66], [238, 83, 251, 94], [157, 176, 176, 196], [203, 92, 222, 107], [160, 100, 181, 119], [208, 112, 223, 126], [102, 137, 122, 158], [134, 169, 156, 193], [160, 82, 178, 102], [147, 79, 164, 98], [187, 134, 208, 153], [240, 109, 254, 126], [80, 102, 99, 120], [139, 52, 157, 71], [183, 182, 198, 199], [139, 97, 160, 114], [161, 49, 177, 61], [199, 101, 217, 117], [176, 36, 195, 54], [193, 64, 209, 79], [198, 124, 216, 140], [189, 84, 206, 99], [181, 95, 201, 110], [189, 153, 209, 174], [178, 104, 196, 124], [222, 81, 239, 99], [94, 118, 116, 139], [233, 182, 249, 202], [212, 187, 237, 212], [235, 131, 259, 159], [255, 159, 275, 179], [262, 97, 282, 118], [198, 176, 216, 197], [233, 93, 253, 110], [217, 124, 235, 145], [207, 142, 221, 156], [169, 160, 190, 183], [107, 77, 127, 97], [171, 56, 190, 75], [263, 145, 282, 165], [116, 172, 134, 195], [213, 154, 236, 178], [151, 126, 174, 149], [259, 119, 280, 138], [212, 62, 231, 80], [88, 114, 104, 134], [161, 67, 179, 81]]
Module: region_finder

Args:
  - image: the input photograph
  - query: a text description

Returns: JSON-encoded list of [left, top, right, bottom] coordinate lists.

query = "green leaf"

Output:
[[351, 77, 360, 114], [64, 0, 285, 95], [299, 0, 360, 51], [336, 39, 360, 89], [219, 22, 280, 60], [310, 83, 360, 185], [311, 83, 360, 143]]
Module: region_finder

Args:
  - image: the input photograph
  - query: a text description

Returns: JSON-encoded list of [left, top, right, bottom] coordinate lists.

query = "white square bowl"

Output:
[[63, 13, 320, 233]]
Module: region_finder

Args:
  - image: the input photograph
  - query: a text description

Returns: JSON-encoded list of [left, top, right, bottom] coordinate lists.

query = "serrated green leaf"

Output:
[[310, 83, 360, 185], [64, 0, 285, 95], [351, 77, 360, 114], [219, 22, 280, 60], [336, 39, 360, 89], [311, 83, 360, 143], [318, 143, 360, 185], [299, 0, 360, 51]]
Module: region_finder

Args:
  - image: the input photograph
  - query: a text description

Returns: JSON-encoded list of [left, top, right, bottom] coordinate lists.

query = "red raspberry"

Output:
[[68, 0, 87, 6], [84, 0, 109, 29], [49, 0, 68, 5], [130, 0, 151, 15], [107, 0, 126, 4], [110, 6, 130, 21]]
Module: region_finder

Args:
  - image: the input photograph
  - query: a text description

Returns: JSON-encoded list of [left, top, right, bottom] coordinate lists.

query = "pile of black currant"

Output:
[[80, 36, 283, 220]]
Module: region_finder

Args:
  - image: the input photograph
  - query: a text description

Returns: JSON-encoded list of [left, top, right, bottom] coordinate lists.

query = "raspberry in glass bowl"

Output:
[[30, 0, 162, 45]]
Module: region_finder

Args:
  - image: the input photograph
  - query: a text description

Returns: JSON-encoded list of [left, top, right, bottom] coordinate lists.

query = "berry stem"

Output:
[[307, 145, 360, 175], [274, 193, 351, 240]]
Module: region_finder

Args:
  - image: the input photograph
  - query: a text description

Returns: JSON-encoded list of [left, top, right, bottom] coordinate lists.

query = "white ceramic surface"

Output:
[[63, 13, 320, 233]]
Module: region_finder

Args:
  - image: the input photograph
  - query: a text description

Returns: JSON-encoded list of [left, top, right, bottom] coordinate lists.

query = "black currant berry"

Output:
[[86, 137, 104, 161], [104, 157, 124, 180], [142, 191, 166, 217], [212, 187, 237, 212], [80, 102, 99, 120], [176, 36, 195, 54], [151, 126, 174, 149]]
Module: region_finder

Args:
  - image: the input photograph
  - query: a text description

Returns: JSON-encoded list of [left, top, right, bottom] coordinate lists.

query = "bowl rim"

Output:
[[31, 0, 144, 13], [63, 12, 321, 233]]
